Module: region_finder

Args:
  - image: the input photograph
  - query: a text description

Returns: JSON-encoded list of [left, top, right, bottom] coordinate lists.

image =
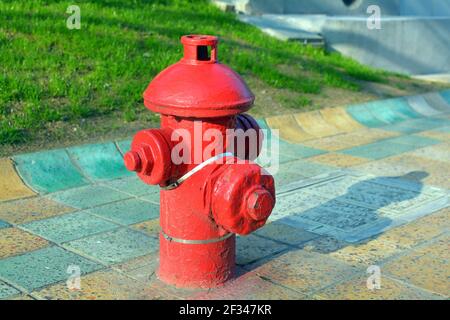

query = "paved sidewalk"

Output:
[[0, 91, 449, 300]]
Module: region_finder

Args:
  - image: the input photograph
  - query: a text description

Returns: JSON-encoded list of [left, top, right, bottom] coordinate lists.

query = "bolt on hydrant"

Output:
[[124, 35, 276, 288]]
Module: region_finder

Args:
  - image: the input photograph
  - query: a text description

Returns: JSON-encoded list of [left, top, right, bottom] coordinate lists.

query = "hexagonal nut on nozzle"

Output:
[[245, 187, 275, 222], [124, 151, 142, 172]]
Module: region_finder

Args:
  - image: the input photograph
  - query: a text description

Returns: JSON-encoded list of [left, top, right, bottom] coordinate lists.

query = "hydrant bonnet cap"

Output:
[[143, 34, 255, 118]]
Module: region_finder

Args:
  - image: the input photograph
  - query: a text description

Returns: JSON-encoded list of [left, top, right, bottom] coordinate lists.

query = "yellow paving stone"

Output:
[[408, 142, 450, 163], [33, 269, 177, 300], [248, 249, 359, 294], [418, 130, 450, 141], [0, 196, 75, 224], [308, 153, 369, 168], [0, 158, 35, 202], [383, 246, 449, 296], [192, 270, 305, 300], [266, 114, 314, 143], [329, 239, 402, 268], [355, 154, 450, 189], [414, 235, 449, 260], [302, 129, 398, 151], [314, 274, 442, 300], [113, 252, 158, 282], [0, 227, 49, 259], [131, 219, 160, 237], [349, 128, 400, 143], [376, 208, 449, 249], [320, 107, 364, 132], [301, 135, 356, 151], [301, 235, 347, 254], [293, 111, 343, 138]]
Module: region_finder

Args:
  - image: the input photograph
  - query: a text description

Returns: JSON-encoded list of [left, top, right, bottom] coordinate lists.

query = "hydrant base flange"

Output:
[[157, 234, 236, 288]]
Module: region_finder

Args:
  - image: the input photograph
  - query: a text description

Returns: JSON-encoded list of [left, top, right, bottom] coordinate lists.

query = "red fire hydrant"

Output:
[[124, 35, 275, 288]]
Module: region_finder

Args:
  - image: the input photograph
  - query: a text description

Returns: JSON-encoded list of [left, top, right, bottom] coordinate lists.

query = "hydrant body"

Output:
[[124, 35, 276, 288]]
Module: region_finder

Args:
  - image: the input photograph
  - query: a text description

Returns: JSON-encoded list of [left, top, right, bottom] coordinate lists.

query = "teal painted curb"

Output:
[[67, 142, 132, 181], [14, 149, 90, 193]]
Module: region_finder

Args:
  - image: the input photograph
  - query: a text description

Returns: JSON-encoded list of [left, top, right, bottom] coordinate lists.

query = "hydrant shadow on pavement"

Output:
[[239, 170, 430, 272]]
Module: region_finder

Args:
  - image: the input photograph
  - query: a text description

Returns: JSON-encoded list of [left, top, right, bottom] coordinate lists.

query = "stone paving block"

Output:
[[271, 167, 307, 188], [147, 277, 204, 300], [300, 235, 347, 254], [340, 140, 417, 160], [308, 153, 369, 168], [347, 104, 387, 128], [413, 235, 449, 260], [245, 249, 359, 295], [67, 142, 131, 181], [301, 136, 353, 152], [0, 220, 10, 229], [266, 114, 314, 143], [407, 95, 442, 117], [0, 246, 102, 291], [0, 280, 20, 299], [270, 159, 336, 190], [0, 158, 35, 201], [294, 111, 343, 137], [103, 176, 156, 197], [139, 188, 160, 204], [276, 142, 326, 160], [13, 149, 89, 193], [277, 172, 448, 242], [314, 273, 443, 300], [0, 227, 49, 259], [386, 135, 440, 148], [355, 154, 450, 189], [408, 142, 450, 162], [33, 269, 173, 300], [236, 234, 289, 265], [48, 185, 130, 209], [375, 207, 449, 249], [112, 252, 158, 282], [282, 159, 336, 178], [419, 127, 450, 141], [304, 129, 397, 153], [131, 219, 160, 238], [88, 198, 159, 225], [192, 269, 304, 300], [20, 211, 119, 244], [320, 107, 363, 132], [254, 222, 319, 246], [329, 238, 402, 267], [64, 228, 158, 265], [269, 191, 330, 221], [116, 139, 132, 155], [0, 196, 75, 224], [383, 240, 449, 296]]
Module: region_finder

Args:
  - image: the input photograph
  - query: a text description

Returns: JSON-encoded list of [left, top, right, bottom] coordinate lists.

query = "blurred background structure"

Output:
[[216, 0, 450, 78]]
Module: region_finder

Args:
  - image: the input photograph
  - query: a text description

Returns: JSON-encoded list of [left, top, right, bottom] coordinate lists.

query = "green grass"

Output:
[[0, 0, 393, 145]]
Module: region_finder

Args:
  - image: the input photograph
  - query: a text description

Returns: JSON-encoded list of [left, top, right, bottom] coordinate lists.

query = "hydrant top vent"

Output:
[[143, 34, 255, 118]]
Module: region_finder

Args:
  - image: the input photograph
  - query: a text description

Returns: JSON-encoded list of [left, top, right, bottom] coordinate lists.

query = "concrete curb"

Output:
[[1, 90, 449, 202]]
